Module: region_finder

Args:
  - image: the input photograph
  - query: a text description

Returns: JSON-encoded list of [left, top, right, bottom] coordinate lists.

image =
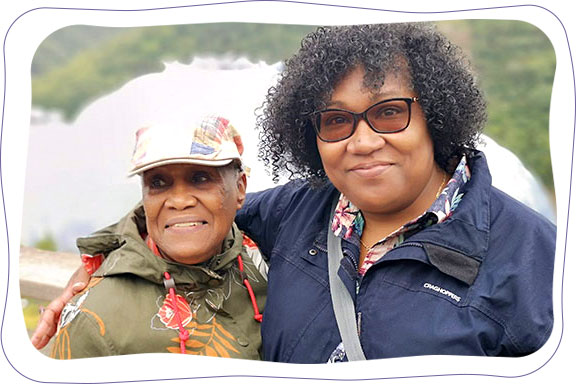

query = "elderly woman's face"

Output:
[[316, 66, 444, 221], [142, 163, 246, 265]]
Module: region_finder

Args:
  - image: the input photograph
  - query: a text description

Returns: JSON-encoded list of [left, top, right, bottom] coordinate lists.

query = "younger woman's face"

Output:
[[316, 66, 445, 223], [142, 163, 246, 264]]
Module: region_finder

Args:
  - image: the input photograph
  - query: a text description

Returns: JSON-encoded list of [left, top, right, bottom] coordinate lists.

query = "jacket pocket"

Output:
[[371, 258, 472, 308]]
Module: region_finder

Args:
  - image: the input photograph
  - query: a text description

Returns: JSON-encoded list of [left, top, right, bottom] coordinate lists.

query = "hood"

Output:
[[76, 204, 245, 286]]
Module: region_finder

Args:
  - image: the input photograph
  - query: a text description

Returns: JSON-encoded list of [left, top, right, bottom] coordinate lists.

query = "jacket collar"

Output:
[[313, 150, 492, 285], [76, 204, 244, 285], [402, 150, 491, 285], [410, 150, 491, 262]]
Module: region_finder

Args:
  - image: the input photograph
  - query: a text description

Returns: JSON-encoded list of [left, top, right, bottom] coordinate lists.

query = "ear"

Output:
[[235, 172, 247, 210]]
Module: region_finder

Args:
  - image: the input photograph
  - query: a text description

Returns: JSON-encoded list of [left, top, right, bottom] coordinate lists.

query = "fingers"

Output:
[[30, 266, 90, 350], [70, 267, 90, 291], [30, 281, 87, 350], [71, 282, 87, 296], [31, 307, 58, 349]]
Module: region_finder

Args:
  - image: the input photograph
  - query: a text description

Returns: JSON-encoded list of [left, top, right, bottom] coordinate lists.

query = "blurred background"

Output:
[[25, 20, 556, 253], [22, 21, 556, 350]]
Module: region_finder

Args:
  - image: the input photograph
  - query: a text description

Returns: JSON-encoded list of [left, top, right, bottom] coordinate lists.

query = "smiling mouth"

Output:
[[165, 221, 207, 229], [349, 163, 393, 177]]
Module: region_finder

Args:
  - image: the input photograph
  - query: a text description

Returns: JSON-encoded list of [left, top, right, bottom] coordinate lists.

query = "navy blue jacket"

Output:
[[236, 151, 555, 363]]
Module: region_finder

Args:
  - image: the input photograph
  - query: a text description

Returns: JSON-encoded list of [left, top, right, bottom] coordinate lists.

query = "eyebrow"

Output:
[[326, 92, 409, 109], [368, 91, 402, 102]]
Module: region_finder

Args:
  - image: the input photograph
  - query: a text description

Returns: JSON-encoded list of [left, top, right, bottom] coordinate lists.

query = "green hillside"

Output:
[[32, 23, 316, 120], [31, 20, 556, 190]]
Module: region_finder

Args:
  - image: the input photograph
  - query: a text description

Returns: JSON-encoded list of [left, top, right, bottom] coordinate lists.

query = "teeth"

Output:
[[172, 222, 202, 228]]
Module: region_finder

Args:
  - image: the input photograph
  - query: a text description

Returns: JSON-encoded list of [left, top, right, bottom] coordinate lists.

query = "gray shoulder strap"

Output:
[[327, 198, 366, 361]]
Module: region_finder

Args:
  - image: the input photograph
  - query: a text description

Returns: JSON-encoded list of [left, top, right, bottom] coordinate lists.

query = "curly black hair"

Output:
[[257, 22, 487, 186]]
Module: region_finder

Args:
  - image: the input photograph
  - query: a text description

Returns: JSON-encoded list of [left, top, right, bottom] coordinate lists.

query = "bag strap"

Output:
[[327, 197, 366, 361]]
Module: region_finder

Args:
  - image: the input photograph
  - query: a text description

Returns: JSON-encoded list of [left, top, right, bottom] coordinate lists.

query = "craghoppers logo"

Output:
[[423, 282, 461, 303]]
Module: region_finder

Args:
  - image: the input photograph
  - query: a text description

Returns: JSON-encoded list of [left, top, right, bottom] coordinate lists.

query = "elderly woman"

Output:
[[50, 115, 266, 359], [35, 23, 555, 363]]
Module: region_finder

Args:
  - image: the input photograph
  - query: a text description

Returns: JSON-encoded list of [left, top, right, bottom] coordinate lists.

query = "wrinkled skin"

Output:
[[31, 163, 246, 350]]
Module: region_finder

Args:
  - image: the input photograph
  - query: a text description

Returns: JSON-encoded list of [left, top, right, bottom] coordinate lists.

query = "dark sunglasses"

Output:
[[310, 97, 419, 142]]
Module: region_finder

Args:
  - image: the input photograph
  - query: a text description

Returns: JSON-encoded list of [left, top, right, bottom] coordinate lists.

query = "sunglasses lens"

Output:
[[317, 111, 354, 142], [313, 98, 414, 142], [366, 100, 411, 133]]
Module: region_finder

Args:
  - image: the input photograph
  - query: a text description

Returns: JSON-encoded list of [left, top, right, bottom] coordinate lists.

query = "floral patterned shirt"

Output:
[[328, 156, 471, 362]]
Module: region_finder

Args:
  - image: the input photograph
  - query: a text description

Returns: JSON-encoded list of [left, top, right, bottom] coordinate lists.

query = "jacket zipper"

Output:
[[316, 243, 360, 295]]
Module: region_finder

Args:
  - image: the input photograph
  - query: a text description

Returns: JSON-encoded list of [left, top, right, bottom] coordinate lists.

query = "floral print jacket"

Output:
[[52, 205, 267, 359]]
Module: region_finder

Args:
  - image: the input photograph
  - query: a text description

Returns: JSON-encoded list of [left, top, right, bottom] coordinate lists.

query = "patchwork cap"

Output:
[[128, 115, 243, 176]]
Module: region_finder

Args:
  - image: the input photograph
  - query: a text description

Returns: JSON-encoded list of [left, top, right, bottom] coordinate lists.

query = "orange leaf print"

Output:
[[184, 339, 206, 349], [166, 317, 240, 357], [213, 341, 231, 358], [51, 329, 71, 360], [166, 347, 183, 354], [80, 308, 106, 336], [214, 331, 239, 353], [214, 322, 236, 340], [205, 345, 218, 357]]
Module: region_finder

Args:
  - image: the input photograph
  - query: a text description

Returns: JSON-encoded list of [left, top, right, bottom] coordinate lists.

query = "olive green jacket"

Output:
[[52, 205, 267, 359]]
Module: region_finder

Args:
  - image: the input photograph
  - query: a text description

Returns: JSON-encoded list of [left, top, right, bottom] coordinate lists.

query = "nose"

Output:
[[165, 184, 198, 210], [347, 118, 386, 154]]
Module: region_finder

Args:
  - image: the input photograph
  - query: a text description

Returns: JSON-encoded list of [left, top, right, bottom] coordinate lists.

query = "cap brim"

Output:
[[128, 157, 236, 177]]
